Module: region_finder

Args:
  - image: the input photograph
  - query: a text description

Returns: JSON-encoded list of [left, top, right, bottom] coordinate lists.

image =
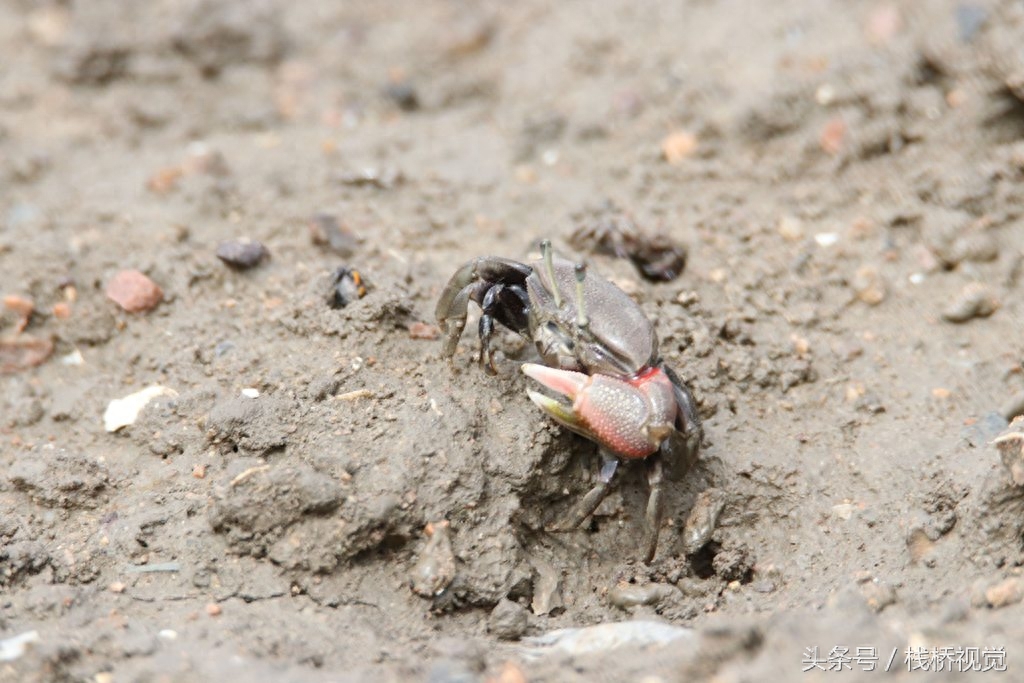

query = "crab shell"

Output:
[[526, 255, 658, 379]]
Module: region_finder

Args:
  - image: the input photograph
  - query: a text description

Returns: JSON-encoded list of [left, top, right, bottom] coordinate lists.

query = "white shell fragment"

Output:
[[241, 387, 260, 399], [103, 385, 178, 432], [814, 232, 840, 247], [519, 621, 696, 660], [0, 630, 40, 662]]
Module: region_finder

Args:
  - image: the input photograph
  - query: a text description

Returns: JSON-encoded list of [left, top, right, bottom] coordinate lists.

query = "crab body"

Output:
[[435, 242, 702, 562]]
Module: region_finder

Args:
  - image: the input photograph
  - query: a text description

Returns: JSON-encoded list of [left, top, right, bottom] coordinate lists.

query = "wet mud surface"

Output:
[[2, 1, 1024, 681]]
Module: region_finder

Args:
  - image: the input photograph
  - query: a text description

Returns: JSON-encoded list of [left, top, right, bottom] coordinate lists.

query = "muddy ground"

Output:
[[2, 1, 1024, 681]]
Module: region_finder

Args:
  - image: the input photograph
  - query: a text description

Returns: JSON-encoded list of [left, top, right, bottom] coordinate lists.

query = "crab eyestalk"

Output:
[[540, 239, 562, 308], [574, 263, 589, 329]]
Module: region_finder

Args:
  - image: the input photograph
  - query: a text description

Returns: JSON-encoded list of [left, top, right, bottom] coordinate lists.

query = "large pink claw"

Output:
[[522, 363, 678, 460]]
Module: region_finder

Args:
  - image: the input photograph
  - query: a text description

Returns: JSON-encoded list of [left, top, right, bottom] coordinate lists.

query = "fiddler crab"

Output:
[[435, 240, 702, 563]]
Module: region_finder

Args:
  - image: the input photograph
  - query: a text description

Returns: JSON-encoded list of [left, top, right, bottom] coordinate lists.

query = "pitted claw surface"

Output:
[[522, 363, 674, 459]]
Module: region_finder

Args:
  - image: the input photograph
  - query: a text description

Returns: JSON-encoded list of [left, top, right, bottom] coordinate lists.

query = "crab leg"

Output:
[[550, 453, 619, 532], [642, 454, 664, 563], [435, 256, 532, 361]]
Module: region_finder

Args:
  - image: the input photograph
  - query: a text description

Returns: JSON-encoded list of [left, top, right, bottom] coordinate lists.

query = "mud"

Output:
[[2, 1, 1024, 681]]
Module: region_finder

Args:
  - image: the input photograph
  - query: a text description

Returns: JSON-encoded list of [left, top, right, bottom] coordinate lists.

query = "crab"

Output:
[[435, 240, 702, 563]]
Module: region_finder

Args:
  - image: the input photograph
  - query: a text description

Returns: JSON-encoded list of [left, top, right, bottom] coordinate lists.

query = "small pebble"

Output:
[[608, 583, 678, 610], [814, 232, 839, 247], [309, 213, 358, 257], [487, 599, 529, 641], [146, 166, 183, 194], [906, 527, 933, 562], [60, 349, 83, 366], [206, 602, 222, 617], [682, 488, 726, 554], [383, 81, 420, 111], [859, 579, 897, 612], [865, 4, 901, 44], [530, 558, 564, 616], [832, 503, 856, 521], [777, 215, 804, 242], [216, 239, 269, 269], [819, 117, 846, 155], [945, 232, 999, 266], [105, 270, 163, 313], [984, 577, 1023, 609], [661, 131, 697, 164], [0, 336, 54, 374], [1000, 391, 1024, 421], [852, 265, 887, 305], [108, 581, 126, 593], [3, 295, 34, 332], [410, 521, 456, 597], [409, 321, 440, 340], [491, 662, 528, 683], [993, 419, 1024, 486], [192, 464, 207, 479], [941, 283, 999, 323]]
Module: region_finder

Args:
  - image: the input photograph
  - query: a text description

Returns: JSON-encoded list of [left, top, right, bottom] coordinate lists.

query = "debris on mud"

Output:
[[970, 570, 1024, 610], [410, 520, 457, 598], [608, 582, 680, 611], [1001, 391, 1024, 422], [569, 202, 688, 282], [382, 80, 420, 112], [0, 336, 53, 374], [488, 598, 529, 641], [661, 130, 698, 164], [941, 282, 999, 322], [326, 266, 368, 309], [530, 558, 564, 616], [309, 213, 359, 257], [994, 418, 1024, 486], [216, 238, 269, 269], [408, 321, 440, 340], [105, 270, 164, 313], [850, 265, 887, 306], [3, 295, 34, 333], [682, 488, 727, 555], [103, 385, 178, 432], [520, 621, 696, 660], [334, 167, 404, 189]]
